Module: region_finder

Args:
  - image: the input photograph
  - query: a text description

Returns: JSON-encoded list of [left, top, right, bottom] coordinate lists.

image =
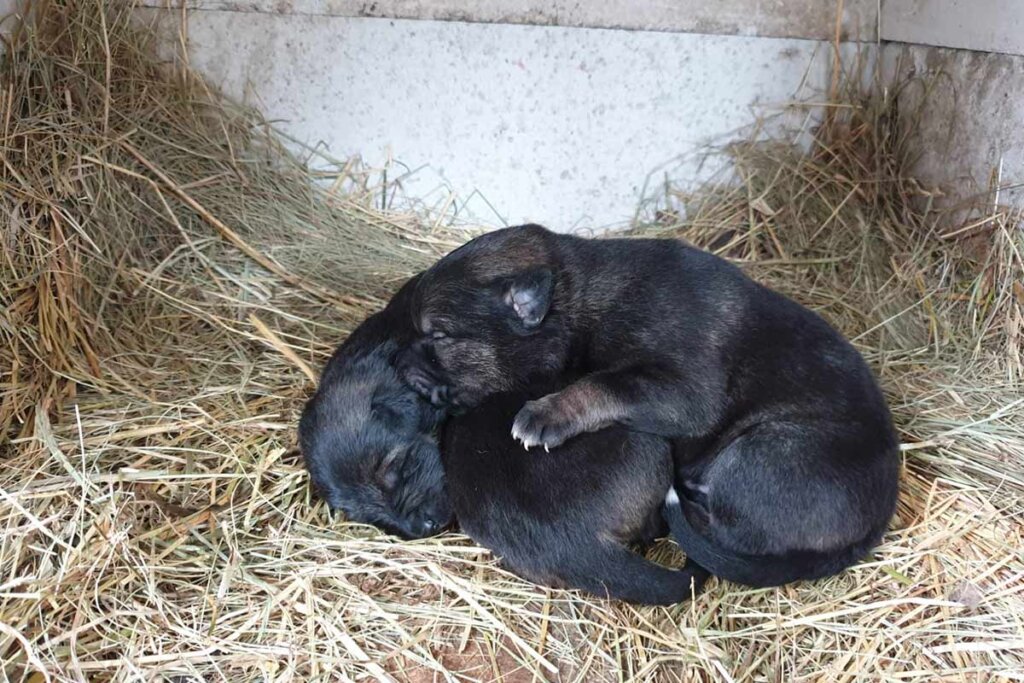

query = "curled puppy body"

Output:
[[401, 224, 900, 588], [442, 381, 708, 605], [298, 275, 453, 539], [301, 281, 701, 604]]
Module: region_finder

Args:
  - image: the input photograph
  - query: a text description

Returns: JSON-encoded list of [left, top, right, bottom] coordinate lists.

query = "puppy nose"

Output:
[[421, 518, 438, 535]]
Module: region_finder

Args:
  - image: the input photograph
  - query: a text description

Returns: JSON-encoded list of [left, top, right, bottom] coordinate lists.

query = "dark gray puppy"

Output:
[[400, 224, 900, 589], [299, 275, 452, 539], [300, 276, 703, 603]]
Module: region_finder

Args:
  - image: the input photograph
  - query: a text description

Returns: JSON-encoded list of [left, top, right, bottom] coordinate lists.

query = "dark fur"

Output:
[[298, 275, 452, 539], [401, 224, 900, 589], [442, 380, 708, 605], [300, 279, 705, 603]]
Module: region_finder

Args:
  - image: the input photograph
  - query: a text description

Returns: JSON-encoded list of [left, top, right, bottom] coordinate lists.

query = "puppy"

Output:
[[298, 275, 453, 539], [400, 224, 900, 588], [442, 379, 707, 605], [301, 282, 703, 604]]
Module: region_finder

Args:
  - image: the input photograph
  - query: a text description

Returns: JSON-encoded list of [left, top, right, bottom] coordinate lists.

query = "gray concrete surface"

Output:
[[878, 1, 1024, 210], [141, 0, 879, 41], [6, 0, 1021, 223], [883, 43, 1024, 210], [882, 0, 1024, 58], [146, 10, 846, 230], [0, 0, 23, 34]]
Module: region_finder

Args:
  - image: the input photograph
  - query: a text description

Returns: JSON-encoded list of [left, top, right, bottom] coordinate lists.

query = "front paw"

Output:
[[511, 394, 580, 451], [400, 366, 452, 407], [402, 364, 438, 399]]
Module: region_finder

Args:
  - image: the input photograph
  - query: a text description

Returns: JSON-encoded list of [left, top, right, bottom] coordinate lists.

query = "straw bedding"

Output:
[[1, 2, 1022, 680]]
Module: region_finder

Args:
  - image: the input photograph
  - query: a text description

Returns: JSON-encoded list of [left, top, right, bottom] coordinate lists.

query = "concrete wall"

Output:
[[880, 1, 1024, 212], [143, 0, 879, 40], [139, 0, 1021, 223], [882, 44, 1024, 210], [882, 0, 1024, 57], [0, 0, 22, 33], [6, 0, 1021, 222], [142, 6, 858, 231]]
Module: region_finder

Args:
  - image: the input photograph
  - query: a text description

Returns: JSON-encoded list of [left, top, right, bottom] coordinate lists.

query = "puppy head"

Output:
[[299, 349, 452, 539], [400, 225, 571, 408]]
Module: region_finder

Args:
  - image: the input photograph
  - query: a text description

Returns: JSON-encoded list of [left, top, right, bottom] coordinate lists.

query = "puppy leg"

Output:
[[511, 381, 621, 449], [397, 341, 459, 408], [511, 365, 725, 449], [560, 542, 709, 605]]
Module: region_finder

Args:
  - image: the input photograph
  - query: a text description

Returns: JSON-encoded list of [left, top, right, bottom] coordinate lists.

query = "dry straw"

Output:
[[1, 1, 1022, 681]]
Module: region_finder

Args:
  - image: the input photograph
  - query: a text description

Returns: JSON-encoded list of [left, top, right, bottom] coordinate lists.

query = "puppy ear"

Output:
[[376, 446, 403, 492], [503, 267, 553, 329]]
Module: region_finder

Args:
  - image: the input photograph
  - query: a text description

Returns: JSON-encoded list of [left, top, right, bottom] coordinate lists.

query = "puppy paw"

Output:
[[428, 384, 452, 408], [400, 368, 451, 408], [511, 395, 580, 451], [402, 365, 439, 399]]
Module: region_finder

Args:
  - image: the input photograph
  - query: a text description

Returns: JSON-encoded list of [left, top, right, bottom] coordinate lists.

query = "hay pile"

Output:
[[2, 2, 1022, 680]]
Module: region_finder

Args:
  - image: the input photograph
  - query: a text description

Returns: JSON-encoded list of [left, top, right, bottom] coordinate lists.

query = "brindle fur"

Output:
[[401, 224, 900, 588]]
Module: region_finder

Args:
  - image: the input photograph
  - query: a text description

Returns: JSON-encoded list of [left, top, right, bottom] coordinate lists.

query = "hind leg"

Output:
[[702, 422, 892, 556]]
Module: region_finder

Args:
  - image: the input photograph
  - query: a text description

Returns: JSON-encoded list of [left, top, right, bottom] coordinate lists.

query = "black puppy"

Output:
[[401, 224, 900, 588], [442, 381, 707, 605], [300, 281, 703, 603], [298, 275, 452, 539]]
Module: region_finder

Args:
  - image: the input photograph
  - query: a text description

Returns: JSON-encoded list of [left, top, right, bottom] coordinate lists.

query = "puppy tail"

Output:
[[562, 544, 709, 606], [663, 488, 878, 588]]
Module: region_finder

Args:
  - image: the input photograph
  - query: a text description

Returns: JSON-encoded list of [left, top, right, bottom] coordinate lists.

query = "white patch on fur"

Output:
[[684, 479, 710, 495], [665, 487, 681, 506]]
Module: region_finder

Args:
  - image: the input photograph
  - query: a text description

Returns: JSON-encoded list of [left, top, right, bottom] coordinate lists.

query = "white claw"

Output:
[[544, 444, 549, 453]]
